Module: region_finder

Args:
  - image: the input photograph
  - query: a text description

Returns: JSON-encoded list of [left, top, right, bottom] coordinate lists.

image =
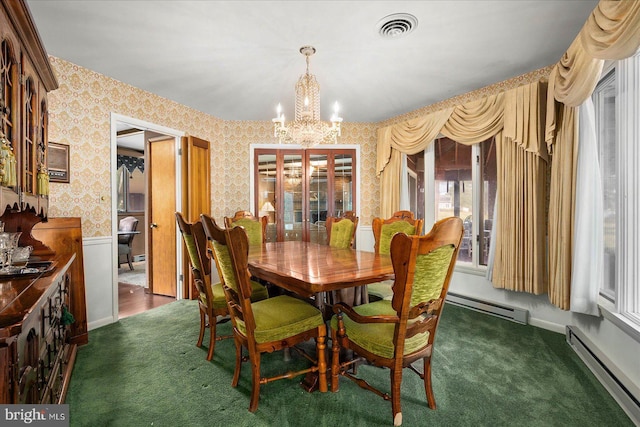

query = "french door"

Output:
[[254, 148, 356, 243]]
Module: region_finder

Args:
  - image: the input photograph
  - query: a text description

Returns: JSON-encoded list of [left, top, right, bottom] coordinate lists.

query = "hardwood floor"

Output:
[[118, 282, 174, 319]]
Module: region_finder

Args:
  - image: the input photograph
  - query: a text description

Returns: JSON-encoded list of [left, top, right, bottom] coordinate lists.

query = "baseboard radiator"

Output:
[[566, 326, 640, 425], [445, 292, 528, 325]]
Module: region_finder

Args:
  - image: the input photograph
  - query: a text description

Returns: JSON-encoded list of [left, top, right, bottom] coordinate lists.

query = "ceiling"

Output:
[[27, 0, 597, 124]]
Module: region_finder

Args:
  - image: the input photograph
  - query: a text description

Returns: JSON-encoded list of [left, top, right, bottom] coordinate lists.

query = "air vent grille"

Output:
[[377, 13, 418, 38]]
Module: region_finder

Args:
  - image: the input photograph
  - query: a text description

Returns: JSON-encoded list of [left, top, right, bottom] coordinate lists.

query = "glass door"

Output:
[[282, 152, 304, 241]]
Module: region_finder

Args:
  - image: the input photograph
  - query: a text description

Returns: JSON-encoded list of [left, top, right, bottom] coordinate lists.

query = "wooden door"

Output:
[[147, 136, 176, 297], [180, 136, 210, 299]]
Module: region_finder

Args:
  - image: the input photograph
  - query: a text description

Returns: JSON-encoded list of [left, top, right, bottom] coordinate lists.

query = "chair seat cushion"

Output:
[[201, 280, 268, 310], [330, 300, 429, 359], [236, 295, 324, 344], [366, 280, 394, 301]]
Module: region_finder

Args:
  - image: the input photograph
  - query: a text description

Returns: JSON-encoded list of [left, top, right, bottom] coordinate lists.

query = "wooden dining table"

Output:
[[247, 241, 394, 315]]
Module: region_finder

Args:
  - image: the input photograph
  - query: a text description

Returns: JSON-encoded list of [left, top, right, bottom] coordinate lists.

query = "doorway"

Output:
[[111, 114, 184, 320]]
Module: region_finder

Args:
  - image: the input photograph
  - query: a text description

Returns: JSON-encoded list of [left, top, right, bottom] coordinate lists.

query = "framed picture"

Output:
[[48, 142, 70, 183]]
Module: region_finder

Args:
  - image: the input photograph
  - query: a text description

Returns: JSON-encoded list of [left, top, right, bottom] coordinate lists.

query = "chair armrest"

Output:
[[333, 302, 399, 324]]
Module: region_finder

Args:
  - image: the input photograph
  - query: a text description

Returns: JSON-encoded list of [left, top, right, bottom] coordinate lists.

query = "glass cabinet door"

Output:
[[254, 148, 356, 243], [282, 153, 303, 241]]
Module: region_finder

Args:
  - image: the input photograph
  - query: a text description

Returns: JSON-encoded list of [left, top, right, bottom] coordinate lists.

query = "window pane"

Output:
[[434, 138, 472, 262], [333, 153, 353, 216], [594, 72, 616, 297], [480, 138, 497, 266]]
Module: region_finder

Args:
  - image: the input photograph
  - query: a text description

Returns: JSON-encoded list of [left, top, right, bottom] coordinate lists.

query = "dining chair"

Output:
[[325, 214, 359, 249], [325, 213, 364, 306], [368, 210, 424, 301], [176, 212, 231, 361], [118, 216, 138, 270], [224, 210, 267, 246], [204, 216, 328, 412], [330, 217, 463, 426]]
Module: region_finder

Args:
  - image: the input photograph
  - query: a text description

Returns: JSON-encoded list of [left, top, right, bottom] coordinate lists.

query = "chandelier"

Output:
[[272, 46, 342, 146]]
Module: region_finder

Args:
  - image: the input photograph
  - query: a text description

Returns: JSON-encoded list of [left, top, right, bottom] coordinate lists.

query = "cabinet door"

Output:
[[255, 148, 356, 243]]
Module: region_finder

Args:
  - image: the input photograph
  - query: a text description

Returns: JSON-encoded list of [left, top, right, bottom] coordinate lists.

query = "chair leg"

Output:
[[231, 338, 242, 388], [390, 368, 403, 426], [423, 357, 436, 409], [127, 253, 134, 270], [196, 310, 206, 348], [248, 352, 261, 412], [206, 316, 217, 361], [330, 327, 341, 392]]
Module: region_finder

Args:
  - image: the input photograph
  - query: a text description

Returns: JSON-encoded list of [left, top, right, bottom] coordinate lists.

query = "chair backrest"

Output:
[[203, 215, 256, 337], [372, 210, 424, 254], [325, 215, 359, 249], [176, 212, 213, 303], [224, 210, 267, 246], [118, 216, 139, 245], [389, 217, 463, 347]]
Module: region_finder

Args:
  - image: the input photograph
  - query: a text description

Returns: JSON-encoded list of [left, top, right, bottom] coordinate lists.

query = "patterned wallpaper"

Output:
[[46, 58, 379, 237], [47, 57, 547, 238]]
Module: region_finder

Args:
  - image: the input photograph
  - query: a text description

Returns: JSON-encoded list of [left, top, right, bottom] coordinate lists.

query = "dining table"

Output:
[[247, 240, 394, 316]]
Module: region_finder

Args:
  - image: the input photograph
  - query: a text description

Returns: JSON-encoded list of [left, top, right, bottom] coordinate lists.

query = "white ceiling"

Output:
[[27, 0, 598, 124]]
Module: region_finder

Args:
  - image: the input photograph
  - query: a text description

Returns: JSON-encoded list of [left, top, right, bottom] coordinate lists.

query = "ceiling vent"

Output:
[[376, 13, 418, 38]]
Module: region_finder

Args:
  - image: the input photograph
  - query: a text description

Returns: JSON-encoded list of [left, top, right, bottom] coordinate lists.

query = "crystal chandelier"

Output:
[[272, 46, 342, 146]]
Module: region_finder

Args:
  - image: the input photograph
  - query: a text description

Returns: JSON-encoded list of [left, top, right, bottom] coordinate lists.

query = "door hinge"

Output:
[[178, 148, 182, 156], [476, 155, 480, 164], [179, 274, 184, 283]]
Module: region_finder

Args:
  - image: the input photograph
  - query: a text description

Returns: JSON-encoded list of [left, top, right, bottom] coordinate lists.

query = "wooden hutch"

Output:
[[0, 0, 88, 404]]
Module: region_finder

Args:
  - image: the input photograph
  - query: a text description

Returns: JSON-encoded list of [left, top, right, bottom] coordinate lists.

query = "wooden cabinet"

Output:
[[254, 148, 356, 243], [0, 0, 58, 217], [0, 254, 76, 403]]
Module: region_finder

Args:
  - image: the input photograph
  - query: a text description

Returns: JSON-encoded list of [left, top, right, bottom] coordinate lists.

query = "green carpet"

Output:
[[67, 300, 633, 426]]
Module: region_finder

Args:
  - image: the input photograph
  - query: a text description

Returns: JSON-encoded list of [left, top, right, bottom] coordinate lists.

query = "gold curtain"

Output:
[[545, 0, 640, 310], [377, 109, 452, 218], [440, 93, 504, 145], [581, 0, 640, 59], [493, 83, 548, 295]]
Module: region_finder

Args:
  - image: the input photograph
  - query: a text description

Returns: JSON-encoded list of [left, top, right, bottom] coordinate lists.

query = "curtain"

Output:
[[377, 109, 452, 217], [570, 99, 602, 315], [399, 153, 409, 211], [441, 93, 504, 145], [545, 0, 640, 311]]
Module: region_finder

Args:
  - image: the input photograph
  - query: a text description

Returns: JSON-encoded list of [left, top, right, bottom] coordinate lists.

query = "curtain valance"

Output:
[[440, 93, 504, 145], [117, 154, 144, 174]]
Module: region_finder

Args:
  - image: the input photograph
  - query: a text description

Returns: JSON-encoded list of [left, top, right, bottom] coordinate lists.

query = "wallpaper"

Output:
[[47, 57, 547, 238], [46, 57, 379, 237]]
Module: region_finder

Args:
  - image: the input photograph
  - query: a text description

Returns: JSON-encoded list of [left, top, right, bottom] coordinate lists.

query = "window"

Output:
[[593, 52, 640, 325], [593, 70, 616, 301], [433, 137, 497, 268]]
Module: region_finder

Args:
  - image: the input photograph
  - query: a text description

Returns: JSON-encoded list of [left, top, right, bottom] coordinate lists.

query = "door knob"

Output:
[[150, 223, 158, 229]]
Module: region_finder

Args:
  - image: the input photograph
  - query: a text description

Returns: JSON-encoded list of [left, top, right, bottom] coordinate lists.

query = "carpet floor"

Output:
[[66, 300, 633, 426]]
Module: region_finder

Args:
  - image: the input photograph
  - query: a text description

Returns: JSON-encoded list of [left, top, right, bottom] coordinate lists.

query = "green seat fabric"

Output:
[[379, 221, 417, 255], [330, 300, 429, 359], [212, 240, 269, 302], [230, 218, 263, 246], [183, 234, 201, 271], [366, 280, 394, 301], [198, 282, 228, 310], [235, 295, 324, 344], [332, 245, 456, 359], [329, 219, 355, 249]]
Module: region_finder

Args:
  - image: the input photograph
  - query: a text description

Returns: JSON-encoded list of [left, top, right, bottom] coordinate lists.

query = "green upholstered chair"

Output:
[[203, 215, 328, 413], [330, 217, 463, 426], [224, 211, 267, 246], [326, 215, 358, 249], [176, 212, 230, 361], [368, 210, 424, 301]]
